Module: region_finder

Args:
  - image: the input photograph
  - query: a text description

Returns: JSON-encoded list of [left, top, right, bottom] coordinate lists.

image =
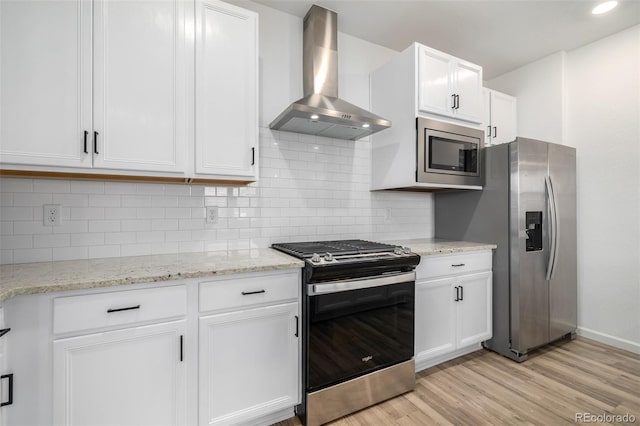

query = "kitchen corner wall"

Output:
[[488, 25, 640, 353], [0, 129, 433, 265]]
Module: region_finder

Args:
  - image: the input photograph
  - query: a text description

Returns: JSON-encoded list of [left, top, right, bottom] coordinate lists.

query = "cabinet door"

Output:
[[199, 302, 299, 425], [453, 60, 483, 124], [195, 0, 258, 178], [53, 320, 187, 426], [0, 0, 92, 168], [456, 271, 492, 348], [415, 278, 456, 363], [490, 91, 517, 145], [483, 88, 492, 145], [418, 46, 455, 118], [92, 0, 188, 173]]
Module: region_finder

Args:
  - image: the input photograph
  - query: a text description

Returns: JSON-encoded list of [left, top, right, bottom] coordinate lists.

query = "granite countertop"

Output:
[[0, 249, 304, 302], [0, 239, 496, 302], [386, 238, 496, 256]]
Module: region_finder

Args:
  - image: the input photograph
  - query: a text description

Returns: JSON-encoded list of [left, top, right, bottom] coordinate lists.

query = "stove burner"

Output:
[[272, 239, 401, 258]]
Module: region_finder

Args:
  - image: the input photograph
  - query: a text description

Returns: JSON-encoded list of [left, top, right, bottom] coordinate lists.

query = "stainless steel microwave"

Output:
[[416, 117, 484, 187]]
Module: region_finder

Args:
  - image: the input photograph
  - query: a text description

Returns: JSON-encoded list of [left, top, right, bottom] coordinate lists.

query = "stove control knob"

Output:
[[402, 246, 412, 254], [394, 247, 403, 255], [311, 253, 321, 263], [324, 252, 334, 262]]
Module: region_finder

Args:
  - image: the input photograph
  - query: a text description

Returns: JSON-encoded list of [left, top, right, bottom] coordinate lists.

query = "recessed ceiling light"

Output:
[[362, 123, 370, 128], [592, 1, 618, 14], [310, 114, 319, 120]]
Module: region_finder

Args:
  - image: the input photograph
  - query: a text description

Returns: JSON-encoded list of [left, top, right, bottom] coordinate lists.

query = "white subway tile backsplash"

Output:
[[121, 243, 152, 257], [70, 181, 104, 194], [1, 207, 34, 221], [53, 246, 88, 261], [0, 178, 33, 192], [13, 248, 52, 263], [88, 245, 120, 259], [33, 234, 70, 248], [2, 235, 32, 249], [71, 233, 105, 247], [88, 220, 121, 233], [0, 130, 434, 264]]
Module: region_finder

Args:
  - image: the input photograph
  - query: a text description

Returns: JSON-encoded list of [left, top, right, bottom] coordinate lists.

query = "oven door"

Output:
[[306, 272, 415, 392]]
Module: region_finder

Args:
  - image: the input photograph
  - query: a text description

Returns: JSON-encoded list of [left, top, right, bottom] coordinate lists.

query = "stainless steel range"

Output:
[[271, 240, 420, 426]]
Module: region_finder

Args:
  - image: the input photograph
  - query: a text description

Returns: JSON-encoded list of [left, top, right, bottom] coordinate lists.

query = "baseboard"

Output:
[[415, 343, 483, 372], [577, 327, 640, 354], [250, 407, 296, 426]]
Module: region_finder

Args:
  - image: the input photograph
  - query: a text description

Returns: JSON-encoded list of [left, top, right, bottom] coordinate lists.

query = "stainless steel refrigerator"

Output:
[[435, 138, 577, 362]]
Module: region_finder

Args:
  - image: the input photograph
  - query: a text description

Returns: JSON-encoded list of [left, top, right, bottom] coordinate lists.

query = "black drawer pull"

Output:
[[454, 286, 460, 302], [294, 315, 299, 337], [460, 285, 464, 301], [107, 305, 141, 313], [0, 328, 10, 338], [251, 147, 255, 165], [241, 290, 265, 296], [0, 374, 13, 407], [451, 263, 466, 267]]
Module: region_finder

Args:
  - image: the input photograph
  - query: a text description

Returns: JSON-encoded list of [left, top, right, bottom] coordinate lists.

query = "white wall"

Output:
[[488, 25, 640, 353], [487, 51, 566, 144], [565, 25, 640, 352], [0, 2, 434, 264]]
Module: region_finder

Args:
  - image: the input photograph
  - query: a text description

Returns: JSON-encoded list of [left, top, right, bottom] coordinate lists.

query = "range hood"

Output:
[[269, 5, 391, 140]]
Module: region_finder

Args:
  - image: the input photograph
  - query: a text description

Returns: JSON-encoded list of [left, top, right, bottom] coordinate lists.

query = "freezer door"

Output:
[[509, 139, 550, 354], [547, 143, 577, 340]]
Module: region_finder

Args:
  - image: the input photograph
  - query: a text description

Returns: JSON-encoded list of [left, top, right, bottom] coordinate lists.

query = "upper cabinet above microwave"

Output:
[[370, 43, 484, 191], [417, 45, 483, 124]]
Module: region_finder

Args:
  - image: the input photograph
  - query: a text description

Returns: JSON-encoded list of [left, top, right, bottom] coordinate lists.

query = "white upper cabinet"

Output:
[[195, 0, 258, 179], [418, 45, 483, 124], [0, 0, 92, 168], [92, 0, 189, 173], [1, 0, 259, 182], [484, 88, 517, 145], [1, 0, 187, 174]]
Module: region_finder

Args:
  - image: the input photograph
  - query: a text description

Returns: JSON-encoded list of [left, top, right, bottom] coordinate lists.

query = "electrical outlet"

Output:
[[44, 204, 61, 226], [206, 206, 218, 224]]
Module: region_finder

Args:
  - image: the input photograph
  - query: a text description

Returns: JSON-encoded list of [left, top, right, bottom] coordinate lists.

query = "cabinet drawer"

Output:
[[200, 272, 299, 313], [416, 251, 492, 280], [54, 285, 187, 335]]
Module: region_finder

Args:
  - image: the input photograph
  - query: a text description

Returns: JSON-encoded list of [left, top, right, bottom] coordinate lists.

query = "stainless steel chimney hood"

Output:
[[269, 5, 391, 140]]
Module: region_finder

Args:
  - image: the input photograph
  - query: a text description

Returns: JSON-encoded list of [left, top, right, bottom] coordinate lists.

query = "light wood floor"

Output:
[[275, 337, 640, 425]]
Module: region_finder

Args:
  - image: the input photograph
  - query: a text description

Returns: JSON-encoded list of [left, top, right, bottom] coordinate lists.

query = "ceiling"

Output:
[[251, 0, 640, 80]]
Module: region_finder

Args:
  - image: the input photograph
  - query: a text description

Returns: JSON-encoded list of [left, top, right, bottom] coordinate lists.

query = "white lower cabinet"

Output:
[[199, 302, 299, 425], [414, 251, 493, 371], [53, 320, 187, 426]]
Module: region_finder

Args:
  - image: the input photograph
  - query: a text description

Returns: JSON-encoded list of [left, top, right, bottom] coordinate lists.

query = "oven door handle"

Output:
[[309, 272, 416, 295]]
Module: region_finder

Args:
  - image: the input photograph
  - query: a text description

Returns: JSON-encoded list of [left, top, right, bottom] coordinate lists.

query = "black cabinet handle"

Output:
[[454, 286, 460, 302], [452, 263, 466, 267], [0, 328, 10, 338], [460, 285, 464, 301], [83, 130, 89, 153], [251, 147, 255, 165], [179, 335, 184, 362], [0, 374, 13, 407], [107, 304, 140, 313], [93, 131, 99, 154], [487, 126, 492, 138], [493, 126, 497, 138], [241, 289, 265, 296], [294, 315, 299, 337], [451, 94, 456, 109]]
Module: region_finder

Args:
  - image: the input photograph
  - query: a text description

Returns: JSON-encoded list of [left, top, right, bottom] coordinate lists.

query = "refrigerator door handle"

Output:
[[545, 176, 559, 281]]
